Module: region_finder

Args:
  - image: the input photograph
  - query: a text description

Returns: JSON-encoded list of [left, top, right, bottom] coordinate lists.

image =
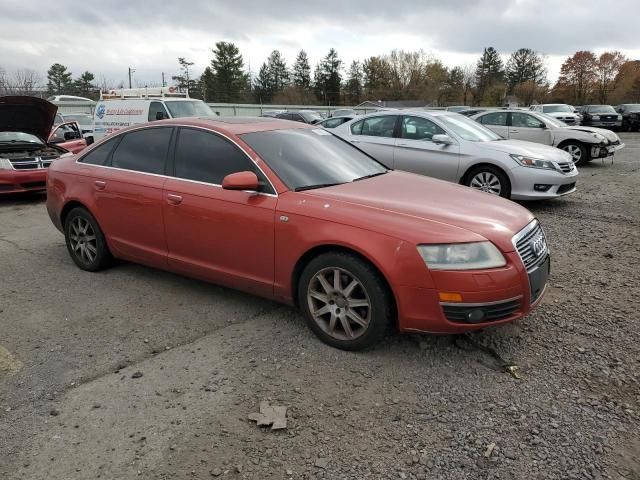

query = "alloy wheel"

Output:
[[69, 217, 98, 264], [563, 144, 583, 163], [307, 267, 371, 341], [470, 171, 502, 195]]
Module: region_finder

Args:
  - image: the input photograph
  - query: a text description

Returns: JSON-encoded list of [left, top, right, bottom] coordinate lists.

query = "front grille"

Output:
[[9, 155, 56, 170], [600, 115, 617, 121], [557, 182, 576, 194], [557, 162, 573, 173], [442, 298, 521, 323], [513, 221, 548, 273]]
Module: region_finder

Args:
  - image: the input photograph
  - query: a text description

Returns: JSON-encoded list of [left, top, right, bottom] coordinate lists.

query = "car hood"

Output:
[[546, 111, 578, 118], [0, 96, 57, 141], [287, 171, 534, 253], [475, 139, 572, 162], [562, 126, 619, 143]]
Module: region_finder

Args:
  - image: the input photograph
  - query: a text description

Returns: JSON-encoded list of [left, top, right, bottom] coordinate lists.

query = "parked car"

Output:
[[48, 122, 88, 154], [472, 109, 624, 165], [332, 111, 577, 200], [446, 106, 470, 112], [317, 115, 356, 129], [578, 105, 622, 130], [530, 104, 581, 125], [458, 108, 496, 117], [54, 112, 95, 144], [47, 117, 549, 350], [260, 110, 286, 118], [568, 105, 583, 124], [275, 110, 323, 124], [93, 95, 214, 141], [0, 96, 70, 195], [330, 108, 358, 117], [615, 104, 640, 131]]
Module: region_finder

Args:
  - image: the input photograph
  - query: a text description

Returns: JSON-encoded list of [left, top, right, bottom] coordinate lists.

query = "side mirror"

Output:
[[222, 171, 259, 191], [432, 134, 454, 145], [156, 111, 166, 120]]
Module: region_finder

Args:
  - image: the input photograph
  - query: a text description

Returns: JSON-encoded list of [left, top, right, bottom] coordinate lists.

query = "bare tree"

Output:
[[461, 64, 475, 106], [0, 68, 42, 95]]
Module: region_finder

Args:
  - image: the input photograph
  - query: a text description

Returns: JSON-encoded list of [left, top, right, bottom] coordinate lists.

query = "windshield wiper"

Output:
[[353, 171, 389, 181], [294, 182, 344, 192]]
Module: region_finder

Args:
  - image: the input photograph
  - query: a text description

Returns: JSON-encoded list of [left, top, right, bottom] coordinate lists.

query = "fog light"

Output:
[[466, 309, 486, 323], [534, 184, 552, 192]]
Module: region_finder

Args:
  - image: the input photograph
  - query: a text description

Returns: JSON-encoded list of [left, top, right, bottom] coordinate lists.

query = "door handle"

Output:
[[510, 129, 520, 133], [167, 193, 183, 205], [351, 139, 360, 144], [94, 180, 106, 190], [397, 143, 408, 147]]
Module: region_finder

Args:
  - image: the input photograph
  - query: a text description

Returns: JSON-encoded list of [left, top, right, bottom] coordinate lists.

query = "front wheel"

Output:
[[298, 252, 393, 350], [465, 165, 511, 198], [64, 207, 111, 271], [560, 142, 588, 166]]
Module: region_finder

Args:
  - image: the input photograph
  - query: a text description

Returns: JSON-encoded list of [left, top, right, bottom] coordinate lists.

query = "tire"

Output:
[[560, 141, 588, 166], [297, 252, 393, 351], [64, 207, 111, 272], [465, 165, 511, 198]]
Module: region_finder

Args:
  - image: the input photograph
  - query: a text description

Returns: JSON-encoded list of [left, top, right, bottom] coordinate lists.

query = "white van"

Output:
[[93, 88, 215, 141]]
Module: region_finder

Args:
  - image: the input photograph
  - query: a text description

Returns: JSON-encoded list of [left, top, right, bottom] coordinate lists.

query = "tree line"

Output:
[[2, 43, 639, 106]]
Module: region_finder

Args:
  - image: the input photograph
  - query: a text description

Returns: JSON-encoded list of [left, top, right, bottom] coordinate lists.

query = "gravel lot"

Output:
[[1, 133, 639, 480]]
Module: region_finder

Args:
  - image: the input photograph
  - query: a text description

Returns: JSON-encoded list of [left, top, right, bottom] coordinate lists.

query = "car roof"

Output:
[[151, 116, 312, 135]]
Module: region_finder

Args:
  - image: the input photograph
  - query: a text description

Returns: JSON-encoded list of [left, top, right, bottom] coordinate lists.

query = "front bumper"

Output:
[[585, 120, 622, 129], [591, 142, 625, 159], [396, 251, 546, 334], [509, 166, 578, 200], [0, 169, 48, 194]]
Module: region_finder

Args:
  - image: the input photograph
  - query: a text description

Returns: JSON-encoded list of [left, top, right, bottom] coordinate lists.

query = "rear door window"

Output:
[[111, 127, 172, 175], [478, 112, 508, 126], [351, 116, 398, 137]]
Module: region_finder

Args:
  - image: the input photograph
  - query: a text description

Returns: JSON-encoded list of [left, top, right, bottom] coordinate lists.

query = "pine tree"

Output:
[[46, 63, 73, 95], [207, 42, 249, 103], [292, 50, 311, 89], [474, 47, 504, 105], [505, 48, 546, 93], [72, 71, 95, 98], [315, 48, 342, 105], [345, 61, 363, 104]]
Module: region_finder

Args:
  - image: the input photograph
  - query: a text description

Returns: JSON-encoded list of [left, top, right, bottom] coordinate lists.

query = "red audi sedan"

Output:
[[46, 117, 549, 350]]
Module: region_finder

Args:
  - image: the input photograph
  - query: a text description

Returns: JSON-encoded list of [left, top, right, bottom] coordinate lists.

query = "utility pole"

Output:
[[128, 67, 136, 88], [161, 72, 166, 87]]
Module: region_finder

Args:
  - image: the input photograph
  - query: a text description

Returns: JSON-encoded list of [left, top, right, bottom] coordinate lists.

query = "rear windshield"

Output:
[[240, 128, 388, 191]]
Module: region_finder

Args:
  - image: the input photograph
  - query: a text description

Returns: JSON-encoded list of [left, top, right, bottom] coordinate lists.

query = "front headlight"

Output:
[[618, 115, 623, 120], [0, 158, 13, 170], [417, 242, 506, 271], [510, 154, 556, 170]]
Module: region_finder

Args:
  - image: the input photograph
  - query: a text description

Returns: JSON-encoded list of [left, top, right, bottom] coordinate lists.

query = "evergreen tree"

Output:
[[314, 48, 342, 105], [172, 57, 196, 94], [254, 63, 272, 102], [474, 47, 504, 103], [344, 60, 363, 104], [72, 71, 95, 98], [46, 63, 73, 95], [200, 66, 215, 102], [206, 41, 248, 103], [505, 48, 546, 93], [292, 50, 311, 89]]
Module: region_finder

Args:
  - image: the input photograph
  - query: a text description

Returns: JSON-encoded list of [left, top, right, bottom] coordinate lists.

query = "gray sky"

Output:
[[1, 0, 639, 88]]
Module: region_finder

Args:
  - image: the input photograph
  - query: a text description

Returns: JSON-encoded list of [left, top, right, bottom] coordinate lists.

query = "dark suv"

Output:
[[275, 110, 323, 124], [616, 104, 640, 131], [580, 105, 622, 130]]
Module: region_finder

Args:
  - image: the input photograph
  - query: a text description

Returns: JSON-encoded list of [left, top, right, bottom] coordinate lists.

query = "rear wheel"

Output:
[[298, 252, 393, 350], [465, 165, 511, 198], [64, 207, 111, 271], [560, 141, 588, 166]]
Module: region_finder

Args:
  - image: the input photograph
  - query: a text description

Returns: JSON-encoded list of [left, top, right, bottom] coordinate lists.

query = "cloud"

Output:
[[0, 0, 638, 86]]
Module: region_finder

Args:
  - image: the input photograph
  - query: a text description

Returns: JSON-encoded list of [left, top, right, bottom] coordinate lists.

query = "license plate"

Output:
[[528, 255, 550, 304]]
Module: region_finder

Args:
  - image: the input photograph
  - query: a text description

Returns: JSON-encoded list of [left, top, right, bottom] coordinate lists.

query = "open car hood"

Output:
[[0, 96, 58, 141]]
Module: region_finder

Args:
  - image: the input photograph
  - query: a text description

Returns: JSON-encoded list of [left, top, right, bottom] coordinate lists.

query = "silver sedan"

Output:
[[332, 110, 578, 200]]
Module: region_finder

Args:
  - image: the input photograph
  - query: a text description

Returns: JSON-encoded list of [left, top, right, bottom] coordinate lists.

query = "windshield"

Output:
[[438, 114, 502, 142], [165, 100, 214, 118], [543, 105, 573, 113], [0, 131, 44, 144], [587, 106, 616, 114], [64, 114, 93, 124], [300, 111, 323, 122], [537, 113, 567, 128], [240, 128, 388, 191], [623, 104, 640, 110]]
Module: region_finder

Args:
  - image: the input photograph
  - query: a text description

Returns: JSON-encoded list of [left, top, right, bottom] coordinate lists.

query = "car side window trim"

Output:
[[74, 124, 277, 197]]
